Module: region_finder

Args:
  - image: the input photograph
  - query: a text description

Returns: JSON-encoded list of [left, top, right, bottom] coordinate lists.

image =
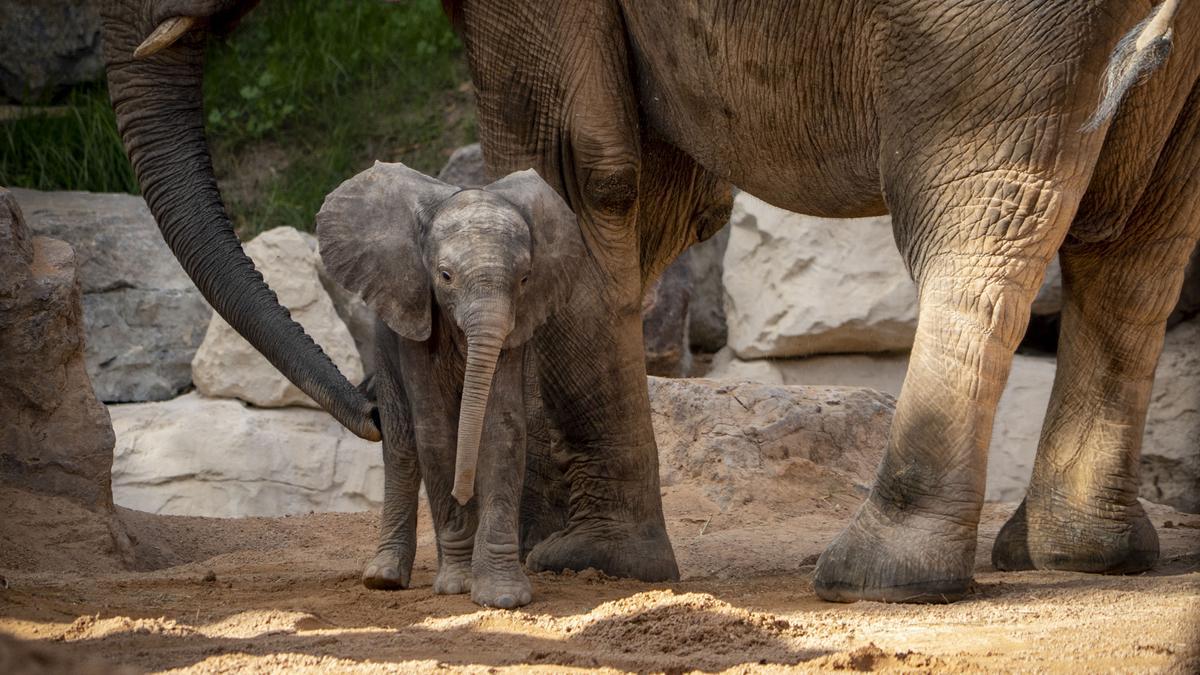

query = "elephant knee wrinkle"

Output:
[[583, 165, 638, 217]]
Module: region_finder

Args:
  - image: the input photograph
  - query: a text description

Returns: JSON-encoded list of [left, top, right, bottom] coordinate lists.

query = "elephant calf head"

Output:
[[316, 162, 584, 504]]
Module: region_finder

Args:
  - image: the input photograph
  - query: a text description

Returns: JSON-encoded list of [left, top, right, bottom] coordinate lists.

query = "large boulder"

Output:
[[723, 194, 917, 358], [643, 254, 693, 377], [649, 378, 892, 512], [0, 1, 103, 102], [1142, 316, 1200, 512], [191, 227, 364, 408], [0, 188, 114, 510], [437, 142, 488, 188], [686, 225, 731, 353], [109, 393, 382, 517], [13, 189, 211, 402], [705, 349, 1059, 502], [300, 231, 379, 375]]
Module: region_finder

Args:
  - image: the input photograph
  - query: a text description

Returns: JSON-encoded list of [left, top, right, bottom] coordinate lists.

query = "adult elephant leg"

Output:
[[813, 5, 1120, 600], [994, 80, 1200, 574], [814, 177, 1080, 602], [514, 134, 731, 563], [462, 1, 677, 582], [518, 349, 568, 560]]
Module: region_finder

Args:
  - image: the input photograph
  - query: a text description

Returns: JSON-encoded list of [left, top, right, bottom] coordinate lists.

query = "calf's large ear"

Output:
[[486, 169, 586, 345], [317, 162, 457, 342]]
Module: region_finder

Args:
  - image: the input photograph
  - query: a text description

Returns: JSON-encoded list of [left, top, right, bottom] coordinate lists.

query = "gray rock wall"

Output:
[[0, 1, 104, 102], [13, 189, 211, 403]]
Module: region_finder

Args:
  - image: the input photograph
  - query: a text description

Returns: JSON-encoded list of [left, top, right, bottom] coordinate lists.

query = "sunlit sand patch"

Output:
[[60, 615, 197, 641]]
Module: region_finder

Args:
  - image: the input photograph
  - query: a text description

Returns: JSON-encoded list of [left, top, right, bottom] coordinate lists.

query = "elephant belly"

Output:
[[623, 0, 887, 218]]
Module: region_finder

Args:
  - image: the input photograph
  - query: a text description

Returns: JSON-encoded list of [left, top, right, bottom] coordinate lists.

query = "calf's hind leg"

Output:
[[993, 83, 1200, 574]]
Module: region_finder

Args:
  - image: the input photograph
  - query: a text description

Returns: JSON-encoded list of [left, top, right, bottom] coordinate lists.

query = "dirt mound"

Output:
[[567, 590, 804, 669]]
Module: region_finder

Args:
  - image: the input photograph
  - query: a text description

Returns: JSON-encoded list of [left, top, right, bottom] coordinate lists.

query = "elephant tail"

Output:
[[1082, 0, 1179, 132]]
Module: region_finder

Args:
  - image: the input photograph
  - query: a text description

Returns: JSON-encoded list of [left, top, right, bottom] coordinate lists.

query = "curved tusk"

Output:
[[134, 16, 199, 59]]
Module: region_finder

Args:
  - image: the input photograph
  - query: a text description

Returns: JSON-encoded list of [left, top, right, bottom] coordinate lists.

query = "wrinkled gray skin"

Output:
[[317, 163, 583, 609], [100, 0, 1199, 603]]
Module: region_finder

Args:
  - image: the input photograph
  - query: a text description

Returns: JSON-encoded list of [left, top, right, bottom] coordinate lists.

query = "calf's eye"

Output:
[[440, 270, 452, 282], [521, 274, 530, 285]]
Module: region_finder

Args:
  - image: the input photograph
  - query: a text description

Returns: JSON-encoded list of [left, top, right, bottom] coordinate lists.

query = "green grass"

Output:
[[0, 0, 474, 237], [0, 86, 138, 194]]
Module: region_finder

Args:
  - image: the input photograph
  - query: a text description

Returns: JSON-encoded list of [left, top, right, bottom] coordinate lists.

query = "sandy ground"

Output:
[[1, 483, 1198, 674]]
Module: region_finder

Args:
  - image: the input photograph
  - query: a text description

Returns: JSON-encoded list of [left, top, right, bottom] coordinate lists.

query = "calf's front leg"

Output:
[[363, 330, 420, 590], [471, 348, 532, 609]]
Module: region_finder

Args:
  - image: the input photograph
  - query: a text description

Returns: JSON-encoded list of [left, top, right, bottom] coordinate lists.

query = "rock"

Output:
[[300, 231, 379, 376], [12, 189, 212, 403], [648, 378, 893, 512], [1142, 317, 1200, 512], [686, 224, 730, 353], [703, 349, 1062, 502], [723, 194, 918, 358], [643, 254, 692, 377], [438, 143, 488, 188], [707, 347, 910, 395], [0, 188, 114, 510], [987, 354, 1056, 502], [109, 393, 382, 517], [1031, 257, 1062, 316], [0, 1, 104, 102], [1168, 244, 1200, 327], [192, 227, 363, 408]]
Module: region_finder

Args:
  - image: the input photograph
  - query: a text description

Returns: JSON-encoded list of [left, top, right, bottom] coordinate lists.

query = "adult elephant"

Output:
[[99, 0, 1199, 602]]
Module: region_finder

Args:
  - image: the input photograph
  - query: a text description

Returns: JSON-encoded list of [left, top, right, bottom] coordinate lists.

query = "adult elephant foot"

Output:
[[526, 520, 679, 582], [992, 497, 1159, 574], [471, 568, 533, 609], [813, 497, 975, 603], [433, 561, 473, 595]]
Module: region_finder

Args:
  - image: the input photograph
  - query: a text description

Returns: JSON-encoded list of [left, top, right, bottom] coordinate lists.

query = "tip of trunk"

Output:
[[451, 484, 474, 506]]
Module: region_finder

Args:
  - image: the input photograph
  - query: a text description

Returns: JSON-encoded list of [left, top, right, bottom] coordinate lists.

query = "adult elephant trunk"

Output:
[[99, 5, 379, 440], [451, 311, 511, 506]]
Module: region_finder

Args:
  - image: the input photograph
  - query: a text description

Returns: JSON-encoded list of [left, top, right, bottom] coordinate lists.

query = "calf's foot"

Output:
[[814, 497, 976, 603], [526, 520, 679, 582], [992, 495, 1158, 574], [362, 548, 412, 590]]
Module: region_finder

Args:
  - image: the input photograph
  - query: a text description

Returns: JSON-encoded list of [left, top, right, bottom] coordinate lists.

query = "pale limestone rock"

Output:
[[987, 354, 1056, 502], [109, 392, 382, 517], [703, 349, 1058, 502], [648, 377, 893, 512], [722, 193, 917, 358], [707, 347, 910, 394], [1142, 317, 1200, 512], [191, 227, 363, 408]]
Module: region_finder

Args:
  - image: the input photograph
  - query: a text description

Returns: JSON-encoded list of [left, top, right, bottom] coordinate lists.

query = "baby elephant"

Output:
[[317, 162, 583, 608]]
